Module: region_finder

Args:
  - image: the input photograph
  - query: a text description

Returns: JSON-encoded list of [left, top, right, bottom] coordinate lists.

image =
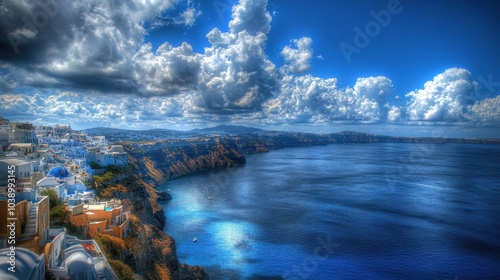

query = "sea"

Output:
[[158, 143, 500, 279]]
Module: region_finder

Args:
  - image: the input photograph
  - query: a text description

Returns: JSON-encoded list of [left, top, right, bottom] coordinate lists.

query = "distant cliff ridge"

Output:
[[120, 128, 500, 187]]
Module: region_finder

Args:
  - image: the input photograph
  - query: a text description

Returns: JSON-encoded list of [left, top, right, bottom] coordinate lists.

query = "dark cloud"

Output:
[[0, 0, 175, 93]]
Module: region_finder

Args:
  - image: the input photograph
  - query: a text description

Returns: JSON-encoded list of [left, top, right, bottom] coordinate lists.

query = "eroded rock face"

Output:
[[97, 171, 209, 279], [123, 214, 209, 280], [124, 138, 246, 187], [157, 191, 173, 201]]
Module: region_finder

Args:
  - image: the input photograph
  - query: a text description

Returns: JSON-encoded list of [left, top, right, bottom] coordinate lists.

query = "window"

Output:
[[97, 227, 101, 233]]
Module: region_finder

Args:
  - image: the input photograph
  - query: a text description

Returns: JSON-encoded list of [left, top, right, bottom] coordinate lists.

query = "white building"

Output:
[[37, 177, 67, 200], [0, 248, 45, 280], [46, 228, 118, 280]]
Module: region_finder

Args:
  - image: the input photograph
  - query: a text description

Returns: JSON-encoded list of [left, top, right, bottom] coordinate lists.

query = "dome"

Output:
[[48, 166, 72, 178], [37, 177, 60, 187]]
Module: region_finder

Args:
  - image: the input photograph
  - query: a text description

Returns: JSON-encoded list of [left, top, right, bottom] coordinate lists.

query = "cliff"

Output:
[[121, 130, 500, 188], [123, 138, 246, 188], [92, 169, 209, 280]]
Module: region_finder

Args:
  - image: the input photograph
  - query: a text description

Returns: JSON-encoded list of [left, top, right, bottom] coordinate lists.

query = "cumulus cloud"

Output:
[[405, 68, 477, 122], [191, 0, 279, 112], [282, 37, 314, 74], [0, 0, 178, 93], [257, 74, 394, 124], [469, 96, 500, 124], [1, 0, 280, 114], [0, 91, 188, 128], [229, 0, 272, 35], [132, 42, 201, 95]]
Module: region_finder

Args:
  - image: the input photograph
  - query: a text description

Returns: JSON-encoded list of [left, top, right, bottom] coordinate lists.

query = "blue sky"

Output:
[[0, 0, 499, 137], [147, 0, 500, 94]]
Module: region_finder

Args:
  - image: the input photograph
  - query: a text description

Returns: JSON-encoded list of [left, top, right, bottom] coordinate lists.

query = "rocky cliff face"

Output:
[[121, 131, 500, 188], [123, 213, 208, 280], [93, 170, 209, 280], [123, 138, 246, 188]]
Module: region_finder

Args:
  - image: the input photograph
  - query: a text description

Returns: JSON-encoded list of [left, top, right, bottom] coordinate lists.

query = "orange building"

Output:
[[66, 202, 129, 239], [0, 191, 50, 255]]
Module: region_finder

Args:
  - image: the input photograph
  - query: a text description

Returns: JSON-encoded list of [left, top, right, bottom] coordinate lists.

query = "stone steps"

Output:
[[22, 205, 38, 238]]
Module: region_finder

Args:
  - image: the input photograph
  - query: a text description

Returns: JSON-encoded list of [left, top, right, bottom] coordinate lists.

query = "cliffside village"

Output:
[[0, 116, 130, 279]]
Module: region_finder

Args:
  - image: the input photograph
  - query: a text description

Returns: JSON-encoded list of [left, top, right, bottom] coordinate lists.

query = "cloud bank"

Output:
[[0, 0, 499, 129]]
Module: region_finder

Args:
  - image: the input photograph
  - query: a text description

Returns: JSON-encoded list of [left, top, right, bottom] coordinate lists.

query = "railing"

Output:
[[35, 203, 38, 236]]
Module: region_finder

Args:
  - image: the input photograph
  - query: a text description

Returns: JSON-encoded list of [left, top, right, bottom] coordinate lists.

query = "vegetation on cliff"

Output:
[[94, 234, 135, 280], [40, 189, 79, 235], [89, 165, 209, 279]]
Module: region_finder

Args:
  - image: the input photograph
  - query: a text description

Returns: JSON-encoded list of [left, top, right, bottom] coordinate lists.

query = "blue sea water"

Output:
[[159, 143, 500, 279]]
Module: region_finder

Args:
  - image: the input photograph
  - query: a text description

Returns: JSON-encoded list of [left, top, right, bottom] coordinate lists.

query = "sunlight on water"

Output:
[[208, 221, 257, 267]]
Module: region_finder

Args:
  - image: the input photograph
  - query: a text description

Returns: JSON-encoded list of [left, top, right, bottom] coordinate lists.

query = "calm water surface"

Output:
[[159, 143, 500, 279]]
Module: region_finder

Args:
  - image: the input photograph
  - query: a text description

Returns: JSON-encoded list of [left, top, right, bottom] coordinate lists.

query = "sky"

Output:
[[0, 0, 499, 137]]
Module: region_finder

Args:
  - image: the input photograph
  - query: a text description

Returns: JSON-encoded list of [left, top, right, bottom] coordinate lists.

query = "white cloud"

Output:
[[132, 42, 201, 95], [469, 96, 500, 124], [405, 68, 477, 122], [282, 37, 314, 74], [387, 106, 402, 122], [229, 0, 272, 35], [190, 0, 278, 112], [0, 0, 177, 93], [1, 0, 279, 114], [0, 91, 188, 128], [257, 74, 394, 124], [174, 7, 202, 28]]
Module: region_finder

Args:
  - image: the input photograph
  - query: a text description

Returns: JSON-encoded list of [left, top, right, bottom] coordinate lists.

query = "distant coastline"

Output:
[[103, 126, 500, 189], [84, 125, 500, 144]]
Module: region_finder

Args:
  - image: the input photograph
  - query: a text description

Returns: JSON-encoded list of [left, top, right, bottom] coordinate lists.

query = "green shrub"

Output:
[[94, 234, 126, 259], [108, 260, 134, 280], [50, 205, 71, 227], [40, 189, 62, 209], [89, 161, 103, 169], [105, 164, 121, 174], [94, 234, 134, 279]]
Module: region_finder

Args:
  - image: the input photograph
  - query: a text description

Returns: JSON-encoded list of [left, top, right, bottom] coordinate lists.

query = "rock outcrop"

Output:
[[93, 169, 209, 280], [123, 138, 246, 188]]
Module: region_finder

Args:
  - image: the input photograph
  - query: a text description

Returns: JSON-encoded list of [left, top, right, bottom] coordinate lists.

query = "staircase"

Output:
[[20, 205, 37, 239]]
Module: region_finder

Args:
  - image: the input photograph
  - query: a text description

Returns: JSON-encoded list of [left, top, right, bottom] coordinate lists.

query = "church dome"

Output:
[[48, 166, 72, 178]]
